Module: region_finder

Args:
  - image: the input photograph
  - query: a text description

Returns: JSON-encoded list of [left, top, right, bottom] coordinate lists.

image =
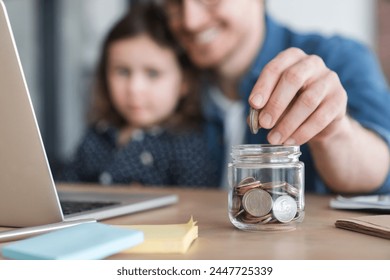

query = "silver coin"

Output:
[[242, 188, 273, 217], [272, 195, 297, 223], [249, 107, 260, 134]]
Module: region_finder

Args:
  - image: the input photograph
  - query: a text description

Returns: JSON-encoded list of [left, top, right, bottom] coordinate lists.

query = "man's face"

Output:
[[164, 0, 265, 71]]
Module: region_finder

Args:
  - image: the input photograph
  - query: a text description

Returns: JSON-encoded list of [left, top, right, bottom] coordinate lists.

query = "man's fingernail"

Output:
[[261, 112, 272, 127], [284, 138, 296, 145], [268, 131, 282, 144], [250, 94, 263, 108]]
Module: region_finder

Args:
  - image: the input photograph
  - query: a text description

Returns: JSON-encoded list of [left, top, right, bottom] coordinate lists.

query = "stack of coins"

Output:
[[231, 176, 300, 225]]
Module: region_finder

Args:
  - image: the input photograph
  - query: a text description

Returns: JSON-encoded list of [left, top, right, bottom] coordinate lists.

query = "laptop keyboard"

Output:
[[60, 200, 120, 215]]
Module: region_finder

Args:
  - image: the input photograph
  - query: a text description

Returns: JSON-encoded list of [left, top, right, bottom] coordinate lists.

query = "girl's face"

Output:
[[107, 35, 185, 129]]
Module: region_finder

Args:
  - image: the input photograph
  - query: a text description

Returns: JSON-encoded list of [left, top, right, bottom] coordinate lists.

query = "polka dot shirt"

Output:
[[57, 124, 220, 188]]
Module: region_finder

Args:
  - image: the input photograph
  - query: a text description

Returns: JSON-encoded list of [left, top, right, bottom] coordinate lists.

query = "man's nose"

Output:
[[182, 0, 210, 31]]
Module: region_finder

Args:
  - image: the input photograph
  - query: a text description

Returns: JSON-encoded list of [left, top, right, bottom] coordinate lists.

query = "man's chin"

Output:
[[189, 53, 222, 69]]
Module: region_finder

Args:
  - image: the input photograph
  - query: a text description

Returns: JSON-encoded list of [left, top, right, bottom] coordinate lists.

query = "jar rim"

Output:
[[232, 144, 299, 152], [231, 144, 301, 159]]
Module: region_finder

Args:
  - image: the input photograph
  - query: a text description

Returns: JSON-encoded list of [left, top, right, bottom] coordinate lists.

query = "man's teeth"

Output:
[[196, 28, 218, 44]]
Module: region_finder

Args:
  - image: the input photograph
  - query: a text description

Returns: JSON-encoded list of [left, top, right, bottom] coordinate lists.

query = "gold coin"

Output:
[[260, 181, 287, 190], [237, 176, 256, 186], [234, 208, 245, 218], [284, 183, 300, 197], [236, 181, 262, 195], [231, 194, 242, 211], [242, 188, 273, 217]]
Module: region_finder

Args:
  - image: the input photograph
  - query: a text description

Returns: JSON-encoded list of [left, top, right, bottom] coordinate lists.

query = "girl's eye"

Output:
[[116, 67, 130, 76], [146, 69, 160, 79]]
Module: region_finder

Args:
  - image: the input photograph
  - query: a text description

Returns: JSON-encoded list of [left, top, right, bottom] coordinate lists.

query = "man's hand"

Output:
[[248, 47, 347, 146]]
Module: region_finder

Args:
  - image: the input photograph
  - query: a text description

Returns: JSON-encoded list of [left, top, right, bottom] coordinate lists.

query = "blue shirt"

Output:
[[203, 15, 390, 194]]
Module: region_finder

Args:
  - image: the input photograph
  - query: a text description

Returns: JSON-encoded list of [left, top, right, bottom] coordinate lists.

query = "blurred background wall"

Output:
[[3, 0, 389, 175], [4, 0, 129, 173]]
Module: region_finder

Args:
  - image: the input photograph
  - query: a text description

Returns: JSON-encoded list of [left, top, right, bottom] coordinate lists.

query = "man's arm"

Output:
[[308, 115, 390, 193], [248, 47, 390, 194]]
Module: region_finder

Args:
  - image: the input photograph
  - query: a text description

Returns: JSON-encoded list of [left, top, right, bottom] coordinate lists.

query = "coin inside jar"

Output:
[[231, 194, 242, 212], [236, 180, 262, 195], [228, 145, 304, 231], [249, 107, 260, 134], [242, 188, 273, 217], [283, 183, 300, 197], [272, 195, 298, 223], [237, 176, 256, 186]]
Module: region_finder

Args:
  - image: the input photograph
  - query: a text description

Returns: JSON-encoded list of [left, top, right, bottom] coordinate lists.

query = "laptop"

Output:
[[0, 1, 178, 229]]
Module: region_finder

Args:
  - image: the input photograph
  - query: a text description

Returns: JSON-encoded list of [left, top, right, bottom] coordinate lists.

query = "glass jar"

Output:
[[228, 144, 305, 231]]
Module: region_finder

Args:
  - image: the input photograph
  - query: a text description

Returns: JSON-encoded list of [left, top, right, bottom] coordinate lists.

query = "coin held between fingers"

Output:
[[249, 107, 260, 134]]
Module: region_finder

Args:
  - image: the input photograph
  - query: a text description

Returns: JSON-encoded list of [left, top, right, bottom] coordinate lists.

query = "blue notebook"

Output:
[[1, 222, 144, 260]]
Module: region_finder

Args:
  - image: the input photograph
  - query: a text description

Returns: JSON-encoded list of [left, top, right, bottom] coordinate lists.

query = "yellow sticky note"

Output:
[[117, 217, 198, 254]]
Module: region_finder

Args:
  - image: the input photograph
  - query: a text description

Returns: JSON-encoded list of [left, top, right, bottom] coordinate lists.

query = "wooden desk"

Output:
[[1, 184, 389, 260]]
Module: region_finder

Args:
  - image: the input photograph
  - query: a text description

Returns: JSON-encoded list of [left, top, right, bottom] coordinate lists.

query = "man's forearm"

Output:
[[309, 116, 390, 194]]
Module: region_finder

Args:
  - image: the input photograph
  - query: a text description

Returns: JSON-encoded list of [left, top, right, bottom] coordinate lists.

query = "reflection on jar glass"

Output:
[[228, 144, 305, 231]]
